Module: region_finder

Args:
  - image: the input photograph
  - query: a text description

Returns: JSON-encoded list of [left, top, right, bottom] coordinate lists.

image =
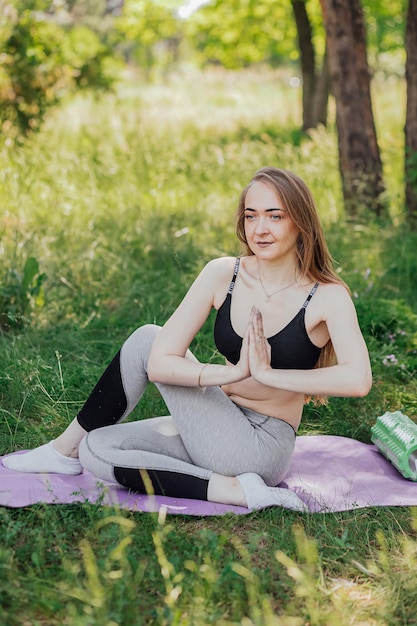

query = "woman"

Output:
[[2, 167, 372, 512]]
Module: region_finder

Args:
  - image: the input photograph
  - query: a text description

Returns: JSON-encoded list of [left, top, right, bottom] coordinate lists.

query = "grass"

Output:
[[1, 66, 417, 625]]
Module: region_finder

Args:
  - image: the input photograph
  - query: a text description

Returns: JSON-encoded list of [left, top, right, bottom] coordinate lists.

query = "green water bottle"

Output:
[[371, 411, 417, 481]]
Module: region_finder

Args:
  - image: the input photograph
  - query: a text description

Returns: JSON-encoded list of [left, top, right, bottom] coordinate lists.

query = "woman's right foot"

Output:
[[237, 472, 308, 512], [2, 441, 83, 475]]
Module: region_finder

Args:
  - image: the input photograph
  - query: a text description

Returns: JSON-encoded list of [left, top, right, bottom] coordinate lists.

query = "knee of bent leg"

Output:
[[122, 324, 161, 369], [132, 324, 160, 340], [125, 324, 160, 353]]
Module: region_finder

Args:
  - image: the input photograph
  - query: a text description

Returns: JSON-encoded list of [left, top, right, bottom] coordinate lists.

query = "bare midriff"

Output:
[[221, 377, 305, 431]]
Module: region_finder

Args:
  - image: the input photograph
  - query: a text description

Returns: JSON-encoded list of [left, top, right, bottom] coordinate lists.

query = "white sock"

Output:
[[237, 473, 308, 512], [2, 441, 82, 475]]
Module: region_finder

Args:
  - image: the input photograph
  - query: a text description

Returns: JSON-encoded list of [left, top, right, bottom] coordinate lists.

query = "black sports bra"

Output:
[[213, 258, 322, 370]]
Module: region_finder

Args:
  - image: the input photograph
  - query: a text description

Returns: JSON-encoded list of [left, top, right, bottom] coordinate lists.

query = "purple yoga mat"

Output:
[[1, 436, 417, 515]]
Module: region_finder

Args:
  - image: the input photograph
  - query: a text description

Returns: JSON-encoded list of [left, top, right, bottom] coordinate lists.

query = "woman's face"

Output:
[[243, 181, 299, 262]]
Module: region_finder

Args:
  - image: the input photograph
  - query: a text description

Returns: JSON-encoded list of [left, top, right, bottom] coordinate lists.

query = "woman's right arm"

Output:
[[248, 284, 372, 398], [147, 258, 250, 387]]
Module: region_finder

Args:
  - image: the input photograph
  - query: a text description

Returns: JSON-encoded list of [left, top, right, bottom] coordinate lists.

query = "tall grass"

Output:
[[1, 67, 417, 625]]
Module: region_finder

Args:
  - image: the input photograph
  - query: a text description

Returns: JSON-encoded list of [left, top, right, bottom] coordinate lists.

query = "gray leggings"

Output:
[[78, 325, 296, 499]]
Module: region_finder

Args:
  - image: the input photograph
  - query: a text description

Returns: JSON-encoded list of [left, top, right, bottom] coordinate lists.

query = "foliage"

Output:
[[185, 0, 298, 69], [115, 0, 184, 78], [356, 295, 417, 386], [0, 0, 119, 140], [0, 256, 46, 330], [363, 0, 407, 71]]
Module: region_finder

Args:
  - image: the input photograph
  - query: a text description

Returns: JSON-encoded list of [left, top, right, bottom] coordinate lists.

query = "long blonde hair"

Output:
[[236, 167, 348, 404]]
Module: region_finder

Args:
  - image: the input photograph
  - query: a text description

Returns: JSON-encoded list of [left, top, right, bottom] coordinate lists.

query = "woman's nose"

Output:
[[254, 216, 268, 233]]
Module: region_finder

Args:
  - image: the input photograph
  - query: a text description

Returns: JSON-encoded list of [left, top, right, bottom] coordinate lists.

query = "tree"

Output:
[[291, 0, 329, 130], [320, 0, 386, 216], [405, 0, 417, 223]]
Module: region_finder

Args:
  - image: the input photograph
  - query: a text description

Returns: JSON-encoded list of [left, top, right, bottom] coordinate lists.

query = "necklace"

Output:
[[258, 267, 296, 302]]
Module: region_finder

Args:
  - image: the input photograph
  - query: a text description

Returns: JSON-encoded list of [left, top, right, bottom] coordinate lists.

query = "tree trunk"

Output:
[[292, 0, 329, 130], [320, 0, 386, 216], [405, 0, 417, 224]]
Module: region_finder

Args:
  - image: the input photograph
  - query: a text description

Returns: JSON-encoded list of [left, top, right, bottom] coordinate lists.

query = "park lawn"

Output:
[[1, 67, 417, 625]]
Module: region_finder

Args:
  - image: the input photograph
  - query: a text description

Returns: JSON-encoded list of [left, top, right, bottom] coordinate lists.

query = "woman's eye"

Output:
[[244, 212, 283, 221]]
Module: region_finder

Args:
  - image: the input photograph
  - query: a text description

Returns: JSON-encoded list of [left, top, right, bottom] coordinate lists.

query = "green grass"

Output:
[[1, 66, 417, 625]]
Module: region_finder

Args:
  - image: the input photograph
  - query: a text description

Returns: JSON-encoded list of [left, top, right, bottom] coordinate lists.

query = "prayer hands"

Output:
[[248, 307, 272, 379], [236, 307, 271, 382]]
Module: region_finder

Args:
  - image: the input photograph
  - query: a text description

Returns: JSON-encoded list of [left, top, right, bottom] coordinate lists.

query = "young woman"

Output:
[[2, 167, 372, 512]]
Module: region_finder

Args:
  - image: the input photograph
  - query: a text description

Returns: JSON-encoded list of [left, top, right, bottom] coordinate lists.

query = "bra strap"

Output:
[[302, 282, 319, 309], [228, 258, 241, 294]]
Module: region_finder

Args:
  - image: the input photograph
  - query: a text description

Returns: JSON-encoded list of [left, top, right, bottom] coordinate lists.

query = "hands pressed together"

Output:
[[236, 307, 272, 383], [195, 307, 273, 389]]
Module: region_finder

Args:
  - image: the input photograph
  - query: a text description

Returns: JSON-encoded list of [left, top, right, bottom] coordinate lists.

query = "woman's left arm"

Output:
[[250, 285, 372, 398]]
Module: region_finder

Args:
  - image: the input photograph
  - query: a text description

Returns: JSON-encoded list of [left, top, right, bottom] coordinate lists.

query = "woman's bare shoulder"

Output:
[[199, 257, 241, 308], [315, 281, 357, 316], [318, 281, 352, 298], [317, 281, 351, 295], [202, 256, 240, 279]]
